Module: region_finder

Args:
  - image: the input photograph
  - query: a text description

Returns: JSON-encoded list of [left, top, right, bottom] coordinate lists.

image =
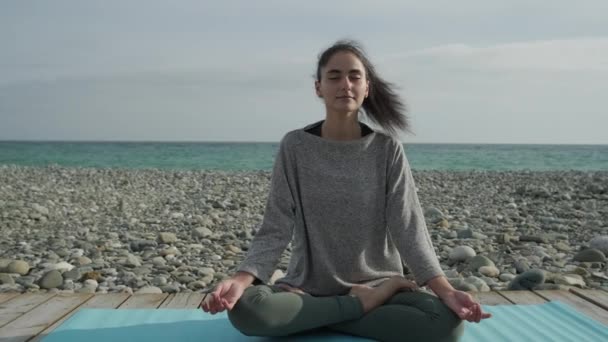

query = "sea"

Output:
[[0, 142, 607, 172]]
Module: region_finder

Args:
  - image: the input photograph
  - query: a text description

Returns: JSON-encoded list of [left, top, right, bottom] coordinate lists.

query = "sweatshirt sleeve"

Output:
[[385, 141, 444, 286], [235, 137, 296, 284]]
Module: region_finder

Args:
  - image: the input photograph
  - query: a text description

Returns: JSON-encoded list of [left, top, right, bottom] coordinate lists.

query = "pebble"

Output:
[[479, 266, 500, 277], [135, 286, 163, 294], [508, 269, 546, 290], [589, 236, 608, 254], [1, 166, 606, 294], [468, 255, 495, 271], [449, 246, 476, 262], [573, 249, 606, 262], [7, 260, 30, 275], [39, 270, 63, 289]]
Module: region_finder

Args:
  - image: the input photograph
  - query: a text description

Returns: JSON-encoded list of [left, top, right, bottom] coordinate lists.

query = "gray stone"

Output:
[[158, 232, 177, 244], [193, 227, 213, 238], [32, 203, 49, 215], [198, 267, 215, 277], [456, 229, 474, 239], [76, 256, 92, 265], [125, 254, 142, 267], [589, 236, 608, 255], [39, 270, 63, 289], [0, 274, 15, 285], [519, 235, 548, 244], [499, 273, 516, 282], [160, 284, 181, 293], [455, 283, 478, 292], [7, 260, 30, 275], [130, 240, 158, 252], [177, 275, 196, 284], [553, 274, 586, 287], [159, 247, 179, 256], [425, 207, 444, 223], [514, 259, 530, 274], [62, 268, 83, 280], [151, 276, 168, 287], [508, 269, 545, 290], [465, 276, 491, 292], [573, 249, 606, 262], [0, 259, 12, 271], [15, 276, 35, 287]]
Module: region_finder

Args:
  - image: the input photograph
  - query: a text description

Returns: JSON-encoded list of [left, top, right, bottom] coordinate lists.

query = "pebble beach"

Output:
[[0, 165, 607, 295]]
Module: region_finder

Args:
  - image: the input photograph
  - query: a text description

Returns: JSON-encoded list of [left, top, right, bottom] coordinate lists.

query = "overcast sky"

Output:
[[1, 1, 607, 144]]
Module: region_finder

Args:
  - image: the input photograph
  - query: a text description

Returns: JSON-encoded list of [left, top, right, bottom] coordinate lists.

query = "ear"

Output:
[[315, 80, 322, 98], [365, 80, 369, 98]]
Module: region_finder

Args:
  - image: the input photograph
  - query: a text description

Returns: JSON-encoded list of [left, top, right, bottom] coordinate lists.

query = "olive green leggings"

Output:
[[227, 285, 464, 342]]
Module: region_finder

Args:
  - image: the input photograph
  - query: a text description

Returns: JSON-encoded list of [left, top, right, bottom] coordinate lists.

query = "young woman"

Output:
[[201, 40, 491, 342]]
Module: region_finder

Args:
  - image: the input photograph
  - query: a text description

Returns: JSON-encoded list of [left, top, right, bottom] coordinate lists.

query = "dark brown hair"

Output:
[[315, 39, 411, 138]]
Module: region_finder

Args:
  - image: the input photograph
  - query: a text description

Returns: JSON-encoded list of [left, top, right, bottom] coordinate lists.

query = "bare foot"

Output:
[[349, 276, 418, 313]]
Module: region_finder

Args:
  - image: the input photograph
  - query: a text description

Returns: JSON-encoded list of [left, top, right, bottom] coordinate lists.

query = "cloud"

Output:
[[387, 37, 608, 72]]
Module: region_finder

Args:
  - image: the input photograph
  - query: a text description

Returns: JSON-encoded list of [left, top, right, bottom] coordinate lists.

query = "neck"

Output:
[[321, 113, 361, 141]]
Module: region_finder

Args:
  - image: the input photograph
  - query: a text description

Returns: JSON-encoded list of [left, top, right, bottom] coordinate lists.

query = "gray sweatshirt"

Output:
[[236, 121, 444, 297]]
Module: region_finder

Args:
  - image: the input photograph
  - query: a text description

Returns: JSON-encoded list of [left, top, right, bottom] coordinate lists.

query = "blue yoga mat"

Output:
[[42, 301, 608, 342]]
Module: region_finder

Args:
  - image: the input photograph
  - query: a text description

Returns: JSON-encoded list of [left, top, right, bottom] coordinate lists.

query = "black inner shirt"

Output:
[[304, 120, 374, 138]]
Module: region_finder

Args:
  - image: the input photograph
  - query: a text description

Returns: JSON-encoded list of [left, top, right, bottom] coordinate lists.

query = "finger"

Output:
[[214, 293, 225, 311], [223, 298, 234, 310], [458, 307, 470, 320], [210, 293, 220, 313], [475, 304, 482, 323], [202, 294, 213, 312]]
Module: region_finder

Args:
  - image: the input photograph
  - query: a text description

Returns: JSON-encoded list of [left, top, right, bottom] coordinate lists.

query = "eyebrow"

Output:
[[326, 69, 363, 74]]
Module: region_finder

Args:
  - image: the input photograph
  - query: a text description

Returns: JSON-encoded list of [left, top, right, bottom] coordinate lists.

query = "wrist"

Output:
[[233, 271, 256, 286], [426, 275, 456, 299]]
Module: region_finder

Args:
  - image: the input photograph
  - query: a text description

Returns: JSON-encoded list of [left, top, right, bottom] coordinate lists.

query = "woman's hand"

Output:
[[200, 278, 249, 314], [440, 290, 492, 323]]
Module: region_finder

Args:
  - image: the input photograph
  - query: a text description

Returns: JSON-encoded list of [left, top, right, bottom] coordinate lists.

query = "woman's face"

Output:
[[315, 51, 369, 115]]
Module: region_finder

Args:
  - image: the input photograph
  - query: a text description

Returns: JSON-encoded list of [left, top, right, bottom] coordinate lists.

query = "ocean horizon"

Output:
[[1, 141, 607, 172]]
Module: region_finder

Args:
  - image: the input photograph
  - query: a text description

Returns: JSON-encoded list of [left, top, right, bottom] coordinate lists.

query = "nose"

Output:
[[340, 76, 352, 90]]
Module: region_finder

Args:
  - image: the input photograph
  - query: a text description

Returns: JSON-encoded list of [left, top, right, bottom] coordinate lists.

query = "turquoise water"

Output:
[[0, 142, 607, 171]]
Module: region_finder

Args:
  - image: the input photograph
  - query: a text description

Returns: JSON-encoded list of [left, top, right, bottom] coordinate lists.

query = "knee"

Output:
[[394, 293, 464, 341], [427, 297, 464, 342], [227, 286, 284, 337]]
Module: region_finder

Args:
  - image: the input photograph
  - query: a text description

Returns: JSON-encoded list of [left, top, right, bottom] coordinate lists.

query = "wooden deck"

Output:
[[0, 289, 606, 341]]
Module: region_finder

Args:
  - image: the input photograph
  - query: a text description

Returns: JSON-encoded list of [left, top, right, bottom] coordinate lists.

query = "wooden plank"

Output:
[[159, 293, 206, 309], [0, 293, 19, 305], [30, 293, 131, 342], [534, 290, 608, 325], [0, 293, 55, 328], [472, 291, 513, 305], [118, 293, 168, 309], [498, 290, 547, 305], [0, 293, 92, 342], [569, 288, 608, 311]]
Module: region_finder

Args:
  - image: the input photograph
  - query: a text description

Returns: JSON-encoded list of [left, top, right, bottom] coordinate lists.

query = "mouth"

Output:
[[336, 96, 354, 100]]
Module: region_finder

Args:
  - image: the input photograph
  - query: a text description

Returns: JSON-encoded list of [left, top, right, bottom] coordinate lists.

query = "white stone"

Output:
[[84, 279, 98, 290], [50, 261, 75, 272], [449, 246, 476, 262], [135, 286, 163, 294], [479, 266, 500, 277]]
